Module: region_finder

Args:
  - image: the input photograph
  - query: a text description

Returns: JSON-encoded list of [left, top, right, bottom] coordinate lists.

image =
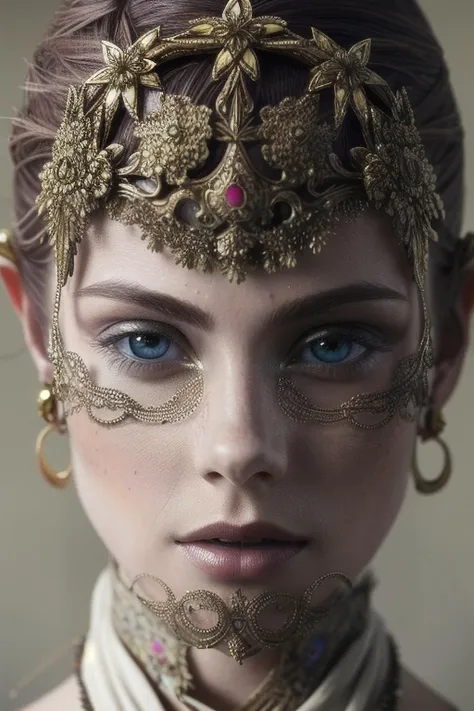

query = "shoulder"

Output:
[[398, 668, 459, 711], [19, 676, 82, 711]]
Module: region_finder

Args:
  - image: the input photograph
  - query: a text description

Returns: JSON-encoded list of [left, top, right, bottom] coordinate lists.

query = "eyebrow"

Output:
[[74, 279, 408, 331]]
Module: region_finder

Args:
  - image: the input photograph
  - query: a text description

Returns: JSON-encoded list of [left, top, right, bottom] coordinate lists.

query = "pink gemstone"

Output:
[[226, 184, 246, 208], [152, 640, 165, 655]]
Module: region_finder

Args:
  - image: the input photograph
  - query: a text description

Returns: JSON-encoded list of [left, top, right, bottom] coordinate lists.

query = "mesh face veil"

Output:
[[37, 0, 441, 430]]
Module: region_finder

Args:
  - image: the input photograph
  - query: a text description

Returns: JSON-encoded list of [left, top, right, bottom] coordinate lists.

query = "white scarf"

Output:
[[80, 569, 394, 711]]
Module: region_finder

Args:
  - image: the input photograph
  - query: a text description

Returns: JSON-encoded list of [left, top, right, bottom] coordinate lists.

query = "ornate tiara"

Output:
[[37, 0, 443, 287]]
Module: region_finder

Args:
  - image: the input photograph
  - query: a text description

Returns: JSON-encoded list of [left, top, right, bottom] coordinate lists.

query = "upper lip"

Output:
[[176, 522, 307, 544]]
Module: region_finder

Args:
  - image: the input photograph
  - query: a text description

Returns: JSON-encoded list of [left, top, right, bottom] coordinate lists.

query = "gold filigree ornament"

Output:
[[130, 570, 352, 664], [36, 0, 444, 429], [308, 29, 388, 128], [112, 565, 375, 705], [37, 85, 123, 287], [259, 93, 334, 187], [132, 94, 213, 186], [350, 89, 444, 285], [86, 28, 162, 133], [186, 0, 288, 82]]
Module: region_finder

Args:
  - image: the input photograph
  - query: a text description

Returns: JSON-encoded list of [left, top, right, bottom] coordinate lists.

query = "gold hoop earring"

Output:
[[36, 384, 72, 489], [412, 407, 452, 495]]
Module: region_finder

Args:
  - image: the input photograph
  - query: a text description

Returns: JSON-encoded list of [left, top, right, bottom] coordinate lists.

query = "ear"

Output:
[[0, 257, 53, 384], [431, 265, 474, 409]]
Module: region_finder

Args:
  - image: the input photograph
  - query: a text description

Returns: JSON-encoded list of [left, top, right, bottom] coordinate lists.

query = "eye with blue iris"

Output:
[[95, 322, 191, 373], [117, 333, 172, 360], [97, 321, 385, 378], [290, 326, 384, 370], [117, 333, 176, 361], [302, 334, 366, 365]]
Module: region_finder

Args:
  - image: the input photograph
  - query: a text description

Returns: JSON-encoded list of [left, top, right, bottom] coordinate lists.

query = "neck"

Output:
[[183, 647, 281, 710], [110, 566, 373, 711]]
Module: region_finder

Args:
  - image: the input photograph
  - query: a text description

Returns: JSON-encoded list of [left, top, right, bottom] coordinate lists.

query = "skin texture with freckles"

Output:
[[60, 209, 420, 588]]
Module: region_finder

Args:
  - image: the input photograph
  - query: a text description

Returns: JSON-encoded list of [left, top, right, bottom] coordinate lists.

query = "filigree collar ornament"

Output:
[[106, 566, 401, 710], [129, 570, 352, 664], [37, 0, 441, 428]]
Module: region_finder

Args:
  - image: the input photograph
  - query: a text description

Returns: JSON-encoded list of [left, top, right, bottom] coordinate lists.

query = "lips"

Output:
[[176, 522, 308, 581], [177, 521, 306, 545], [204, 538, 292, 547]]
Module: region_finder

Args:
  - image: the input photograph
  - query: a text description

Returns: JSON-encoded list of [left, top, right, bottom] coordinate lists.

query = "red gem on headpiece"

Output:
[[226, 184, 246, 208]]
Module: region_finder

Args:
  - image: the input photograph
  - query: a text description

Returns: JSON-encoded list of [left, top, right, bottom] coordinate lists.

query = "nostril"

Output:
[[195, 423, 288, 486], [205, 470, 223, 483], [203, 466, 281, 487]]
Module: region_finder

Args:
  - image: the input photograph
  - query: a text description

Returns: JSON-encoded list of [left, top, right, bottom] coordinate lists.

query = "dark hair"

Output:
[[10, 0, 466, 327]]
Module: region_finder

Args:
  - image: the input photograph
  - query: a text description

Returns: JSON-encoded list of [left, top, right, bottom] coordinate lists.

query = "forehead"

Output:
[[72, 208, 414, 314]]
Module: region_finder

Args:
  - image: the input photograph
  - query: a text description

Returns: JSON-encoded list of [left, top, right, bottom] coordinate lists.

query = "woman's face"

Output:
[[58, 208, 421, 599]]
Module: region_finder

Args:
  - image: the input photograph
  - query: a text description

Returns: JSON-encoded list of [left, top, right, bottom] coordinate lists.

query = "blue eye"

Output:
[[299, 334, 368, 366], [116, 333, 178, 362]]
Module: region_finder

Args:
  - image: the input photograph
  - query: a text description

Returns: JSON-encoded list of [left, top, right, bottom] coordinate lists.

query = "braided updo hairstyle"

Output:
[[9, 0, 471, 334]]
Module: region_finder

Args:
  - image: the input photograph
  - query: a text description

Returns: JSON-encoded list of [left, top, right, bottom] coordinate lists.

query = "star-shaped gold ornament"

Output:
[[187, 0, 287, 81], [86, 28, 161, 126], [309, 29, 386, 128]]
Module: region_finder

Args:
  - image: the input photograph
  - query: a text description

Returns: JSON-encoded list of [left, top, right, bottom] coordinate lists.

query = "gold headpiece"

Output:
[[36, 0, 442, 429], [37, 0, 442, 287]]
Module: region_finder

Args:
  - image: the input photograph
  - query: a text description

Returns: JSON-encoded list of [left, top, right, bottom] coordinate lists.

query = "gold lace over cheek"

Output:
[[48, 289, 204, 426], [36, 0, 443, 428], [278, 304, 434, 428], [53, 348, 204, 425]]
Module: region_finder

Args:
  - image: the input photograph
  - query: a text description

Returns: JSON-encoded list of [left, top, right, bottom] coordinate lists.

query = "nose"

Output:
[[194, 367, 288, 488]]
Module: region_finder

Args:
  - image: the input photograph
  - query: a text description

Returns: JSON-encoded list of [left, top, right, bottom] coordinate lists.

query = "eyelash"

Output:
[[94, 322, 389, 379]]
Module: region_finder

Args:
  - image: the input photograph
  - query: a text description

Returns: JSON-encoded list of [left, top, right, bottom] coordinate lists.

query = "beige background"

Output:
[[0, 1, 472, 709]]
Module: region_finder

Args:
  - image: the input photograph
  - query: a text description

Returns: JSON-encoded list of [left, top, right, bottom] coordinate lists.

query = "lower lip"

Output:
[[177, 541, 307, 581]]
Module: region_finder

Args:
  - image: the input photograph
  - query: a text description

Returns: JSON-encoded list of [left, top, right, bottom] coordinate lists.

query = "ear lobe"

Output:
[[431, 346, 465, 411], [431, 266, 474, 410], [0, 260, 23, 317], [0, 257, 53, 384], [22, 296, 54, 384]]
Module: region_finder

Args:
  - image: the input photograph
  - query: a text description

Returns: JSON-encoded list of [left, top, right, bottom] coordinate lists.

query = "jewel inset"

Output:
[[151, 639, 166, 663], [225, 184, 246, 208]]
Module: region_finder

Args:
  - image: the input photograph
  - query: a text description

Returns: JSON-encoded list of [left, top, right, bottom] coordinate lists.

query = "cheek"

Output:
[[67, 413, 189, 569], [292, 420, 415, 578]]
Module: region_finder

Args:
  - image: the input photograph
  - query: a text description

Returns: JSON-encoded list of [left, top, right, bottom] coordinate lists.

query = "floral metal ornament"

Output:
[[186, 0, 287, 81], [309, 29, 387, 128], [351, 89, 444, 282], [259, 93, 334, 186], [37, 1, 442, 290], [36, 86, 122, 286], [130, 95, 212, 186], [86, 28, 161, 131]]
